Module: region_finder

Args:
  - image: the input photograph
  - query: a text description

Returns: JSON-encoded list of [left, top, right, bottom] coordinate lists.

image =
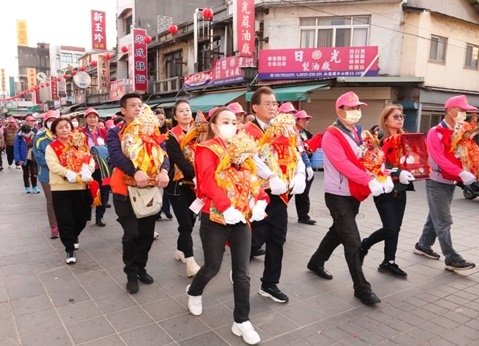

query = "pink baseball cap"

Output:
[[43, 110, 59, 122], [444, 95, 477, 111], [84, 107, 99, 117], [226, 102, 247, 115], [295, 110, 312, 120], [105, 119, 115, 129], [335, 91, 367, 109], [278, 102, 297, 114], [207, 107, 219, 120]]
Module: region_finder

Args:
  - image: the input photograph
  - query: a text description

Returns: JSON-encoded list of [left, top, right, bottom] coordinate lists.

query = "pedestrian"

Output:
[[243, 86, 306, 304], [360, 105, 416, 278], [186, 108, 266, 345], [46, 118, 95, 264], [413, 95, 476, 271], [81, 107, 109, 227], [4, 117, 19, 168], [107, 93, 170, 294], [226, 102, 247, 130], [165, 99, 201, 277], [33, 110, 60, 238], [294, 110, 316, 225], [14, 124, 40, 193], [0, 119, 5, 171], [307, 91, 393, 306]]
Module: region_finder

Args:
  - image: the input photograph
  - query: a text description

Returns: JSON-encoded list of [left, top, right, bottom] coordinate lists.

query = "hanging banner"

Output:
[[51, 78, 59, 100], [27, 67, 37, 90], [212, 56, 254, 85], [91, 10, 107, 50], [98, 54, 111, 93], [109, 79, 126, 101], [258, 46, 379, 80], [234, 0, 255, 57], [130, 28, 148, 93], [17, 20, 28, 46]]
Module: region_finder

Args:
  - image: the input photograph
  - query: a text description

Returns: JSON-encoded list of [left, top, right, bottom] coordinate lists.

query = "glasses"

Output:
[[261, 102, 279, 107], [391, 113, 405, 120]]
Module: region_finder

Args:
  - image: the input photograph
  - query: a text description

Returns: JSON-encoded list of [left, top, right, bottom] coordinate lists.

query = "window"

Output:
[[300, 16, 370, 48], [164, 50, 183, 78], [61, 53, 73, 64], [429, 35, 447, 63], [198, 38, 221, 72], [465, 43, 479, 69]]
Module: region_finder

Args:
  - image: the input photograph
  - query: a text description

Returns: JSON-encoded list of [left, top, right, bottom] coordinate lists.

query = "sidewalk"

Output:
[[0, 163, 478, 345]]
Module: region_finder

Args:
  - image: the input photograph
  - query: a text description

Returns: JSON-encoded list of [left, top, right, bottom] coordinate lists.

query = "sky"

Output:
[[0, 0, 117, 82]]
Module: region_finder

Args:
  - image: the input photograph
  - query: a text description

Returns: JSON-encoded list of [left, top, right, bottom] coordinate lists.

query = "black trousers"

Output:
[[6, 146, 14, 165], [189, 214, 251, 323], [251, 193, 288, 285], [309, 193, 372, 294], [21, 160, 38, 187], [113, 194, 156, 276], [362, 191, 407, 262], [168, 185, 197, 258], [295, 175, 314, 220], [52, 189, 92, 253]]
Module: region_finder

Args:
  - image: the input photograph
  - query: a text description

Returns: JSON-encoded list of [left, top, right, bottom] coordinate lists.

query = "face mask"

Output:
[[456, 111, 467, 123], [217, 124, 237, 141], [71, 119, 79, 128], [345, 110, 362, 124]]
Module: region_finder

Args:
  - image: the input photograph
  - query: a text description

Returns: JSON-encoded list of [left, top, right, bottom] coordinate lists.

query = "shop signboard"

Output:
[[258, 46, 379, 80], [234, 0, 255, 57], [130, 28, 148, 93], [91, 10, 107, 50]]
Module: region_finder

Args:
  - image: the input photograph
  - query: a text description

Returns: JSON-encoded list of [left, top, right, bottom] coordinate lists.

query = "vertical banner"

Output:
[[9, 76, 15, 97], [131, 28, 148, 93], [234, 0, 255, 57], [0, 69, 5, 95], [97, 54, 111, 93], [51, 78, 59, 100], [26, 67, 37, 90], [17, 20, 28, 46], [91, 10, 107, 50]]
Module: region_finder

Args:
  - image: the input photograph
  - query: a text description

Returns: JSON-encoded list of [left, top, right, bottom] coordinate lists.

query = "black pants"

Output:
[[22, 160, 38, 187], [362, 191, 407, 262], [251, 193, 288, 285], [52, 189, 92, 253], [295, 175, 314, 220], [189, 215, 251, 323], [6, 146, 14, 166], [113, 194, 156, 276], [309, 193, 371, 295], [92, 169, 107, 219], [168, 185, 197, 258]]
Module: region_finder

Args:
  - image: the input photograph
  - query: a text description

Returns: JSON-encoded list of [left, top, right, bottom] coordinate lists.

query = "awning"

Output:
[[77, 106, 120, 118], [245, 83, 329, 102], [189, 90, 246, 112]]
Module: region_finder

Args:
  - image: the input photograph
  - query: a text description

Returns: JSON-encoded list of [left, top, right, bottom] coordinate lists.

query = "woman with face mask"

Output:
[[186, 107, 267, 345]]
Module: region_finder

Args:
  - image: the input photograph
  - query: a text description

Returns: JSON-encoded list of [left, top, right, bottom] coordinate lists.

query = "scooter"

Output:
[[462, 182, 479, 200]]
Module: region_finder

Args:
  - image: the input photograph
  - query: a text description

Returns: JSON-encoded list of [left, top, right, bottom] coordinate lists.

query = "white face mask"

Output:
[[71, 119, 79, 129], [456, 111, 467, 123], [345, 110, 362, 124], [217, 124, 237, 141]]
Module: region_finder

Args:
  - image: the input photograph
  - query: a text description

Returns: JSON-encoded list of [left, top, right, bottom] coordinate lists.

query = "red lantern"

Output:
[[63, 74, 68, 79], [202, 8, 214, 21], [105, 53, 112, 60], [121, 45, 128, 53], [168, 24, 178, 36], [71, 70, 77, 76], [79, 66, 86, 72], [90, 60, 97, 67], [143, 35, 152, 44], [46, 82, 50, 86], [40, 85, 45, 88]]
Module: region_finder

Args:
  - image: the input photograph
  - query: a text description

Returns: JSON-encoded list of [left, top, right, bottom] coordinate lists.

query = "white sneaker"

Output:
[[66, 251, 76, 265], [74, 243, 79, 250], [232, 321, 261, 345], [186, 284, 202, 316], [175, 249, 186, 263], [153, 231, 160, 240]]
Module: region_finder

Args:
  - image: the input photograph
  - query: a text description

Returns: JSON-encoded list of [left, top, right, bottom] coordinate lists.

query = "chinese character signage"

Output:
[[212, 56, 255, 86], [51, 78, 58, 100], [258, 46, 379, 80], [17, 20, 28, 46], [26, 67, 36, 90], [129, 28, 148, 93], [91, 10, 106, 50], [184, 71, 212, 89], [97, 54, 110, 93], [109, 79, 126, 101], [234, 0, 255, 57]]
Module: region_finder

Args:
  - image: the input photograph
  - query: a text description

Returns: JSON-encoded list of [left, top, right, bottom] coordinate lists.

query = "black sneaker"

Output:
[[354, 290, 381, 306], [307, 262, 333, 280], [137, 271, 154, 284], [378, 261, 407, 277], [413, 242, 440, 260], [258, 284, 289, 303], [65, 251, 76, 265], [126, 275, 139, 294], [95, 218, 106, 227], [445, 260, 476, 272], [298, 218, 317, 225]]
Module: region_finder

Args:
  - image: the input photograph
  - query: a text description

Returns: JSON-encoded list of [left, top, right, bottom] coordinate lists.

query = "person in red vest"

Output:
[[307, 91, 392, 306], [413, 95, 476, 271]]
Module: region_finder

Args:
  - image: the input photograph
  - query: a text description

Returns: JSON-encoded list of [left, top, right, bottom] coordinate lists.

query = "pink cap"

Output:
[[105, 119, 115, 129], [226, 102, 247, 115], [278, 102, 297, 114], [207, 106, 220, 120], [295, 110, 312, 120], [43, 110, 59, 122], [444, 95, 477, 111], [335, 91, 367, 109], [84, 107, 99, 117]]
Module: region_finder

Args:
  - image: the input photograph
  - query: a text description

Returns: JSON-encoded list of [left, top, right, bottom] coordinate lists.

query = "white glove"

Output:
[[80, 164, 92, 182], [459, 171, 477, 185], [368, 178, 384, 197], [290, 174, 306, 195], [306, 167, 314, 181], [399, 170, 416, 185], [223, 206, 246, 225], [65, 170, 78, 183], [249, 200, 267, 222], [269, 175, 288, 195], [383, 176, 394, 193]]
